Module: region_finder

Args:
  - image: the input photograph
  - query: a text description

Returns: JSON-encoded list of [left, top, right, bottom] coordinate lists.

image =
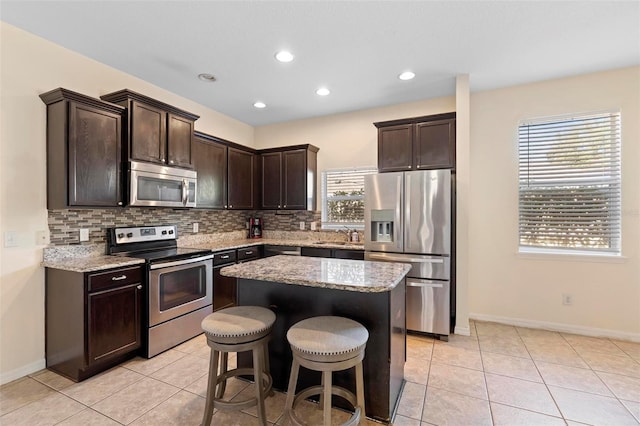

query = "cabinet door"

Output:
[[87, 283, 141, 365], [261, 152, 282, 209], [167, 113, 194, 168], [414, 119, 456, 170], [194, 135, 228, 208], [213, 266, 236, 311], [227, 147, 256, 209], [282, 149, 307, 209], [300, 247, 332, 258], [68, 101, 122, 206], [130, 100, 166, 164], [378, 124, 413, 172]]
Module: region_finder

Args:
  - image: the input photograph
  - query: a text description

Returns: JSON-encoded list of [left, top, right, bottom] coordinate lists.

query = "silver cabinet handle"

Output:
[[220, 255, 230, 259], [118, 201, 123, 206], [170, 160, 174, 164], [229, 205, 233, 208], [244, 250, 253, 255], [136, 285, 142, 290], [112, 275, 127, 281]]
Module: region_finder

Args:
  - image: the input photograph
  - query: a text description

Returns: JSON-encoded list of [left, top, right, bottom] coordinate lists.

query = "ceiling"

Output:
[[2, 1, 639, 126]]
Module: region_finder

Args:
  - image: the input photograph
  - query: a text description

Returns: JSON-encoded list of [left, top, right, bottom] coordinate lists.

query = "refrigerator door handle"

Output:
[[367, 253, 444, 263], [406, 279, 444, 288]]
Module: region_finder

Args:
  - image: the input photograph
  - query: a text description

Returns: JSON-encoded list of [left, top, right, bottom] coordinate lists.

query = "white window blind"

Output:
[[321, 167, 377, 229], [518, 111, 621, 254]]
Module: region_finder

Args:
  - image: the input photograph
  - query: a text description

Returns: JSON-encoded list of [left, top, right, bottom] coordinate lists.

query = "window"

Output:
[[321, 167, 377, 230], [518, 111, 621, 255]]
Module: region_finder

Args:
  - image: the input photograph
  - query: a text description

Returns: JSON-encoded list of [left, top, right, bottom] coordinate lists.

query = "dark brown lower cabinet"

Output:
[[212, 247, 262, 311], [46, 266, 143, 381]]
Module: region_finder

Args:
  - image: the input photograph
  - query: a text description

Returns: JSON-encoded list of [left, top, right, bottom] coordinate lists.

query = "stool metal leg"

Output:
[[202, 348, 220, 426], [323, 371, 332, 426], [252, 346, 268, 426]]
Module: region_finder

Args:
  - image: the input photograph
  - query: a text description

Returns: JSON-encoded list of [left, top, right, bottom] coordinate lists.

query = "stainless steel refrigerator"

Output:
[[364, 170, 451, 338]]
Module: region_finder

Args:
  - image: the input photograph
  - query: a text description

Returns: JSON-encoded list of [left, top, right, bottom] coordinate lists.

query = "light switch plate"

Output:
[[4, 231, 18, 247], [193, 223, 199, 233], [299, 221, 305, 230], [310, 221, 317, 231], [79, 228, 89, 242]]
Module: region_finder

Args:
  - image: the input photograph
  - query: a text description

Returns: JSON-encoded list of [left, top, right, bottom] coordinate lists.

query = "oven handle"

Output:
[[149, 254, 213, 270]]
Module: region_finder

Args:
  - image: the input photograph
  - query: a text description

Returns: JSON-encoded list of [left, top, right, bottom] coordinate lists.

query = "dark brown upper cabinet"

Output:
[[375, 112, 456, 172], [260, 145, 318, 210], [101, 90, 199, 169], [40, 88, 124, 208], [227, 146, 259, 210], [193, 131, 228, 209]]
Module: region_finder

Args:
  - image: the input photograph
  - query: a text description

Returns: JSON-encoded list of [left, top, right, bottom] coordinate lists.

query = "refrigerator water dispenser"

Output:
[[370, 209, 394, 242]]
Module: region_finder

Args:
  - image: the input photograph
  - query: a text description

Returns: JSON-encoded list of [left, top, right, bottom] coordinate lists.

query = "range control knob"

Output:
[[162, 230, 167, 235], [117, 233, 124, 239], [168, 230, 174, 234], [126, 233, 133, 238]]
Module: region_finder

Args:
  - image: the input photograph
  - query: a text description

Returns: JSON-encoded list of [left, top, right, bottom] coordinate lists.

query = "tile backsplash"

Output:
[[48, 208, 321, 245]]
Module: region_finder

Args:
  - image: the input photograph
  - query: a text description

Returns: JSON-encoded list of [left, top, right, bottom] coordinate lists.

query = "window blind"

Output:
[[518, 111, 621, 253], [321, 168, 377, 229]]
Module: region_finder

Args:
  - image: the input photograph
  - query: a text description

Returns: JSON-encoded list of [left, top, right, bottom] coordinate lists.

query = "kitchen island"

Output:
[[221, 255, 410, 424]]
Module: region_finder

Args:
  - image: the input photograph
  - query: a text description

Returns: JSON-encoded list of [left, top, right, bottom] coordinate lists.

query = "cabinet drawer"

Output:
[[88, 266, 142, 293], [237, 247, 261, 262], [213, 250, 237, 266]]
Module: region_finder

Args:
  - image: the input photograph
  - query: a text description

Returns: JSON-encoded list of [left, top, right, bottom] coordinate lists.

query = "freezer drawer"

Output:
[[365, 252, 449, 280], [406, 278, 450, 336]]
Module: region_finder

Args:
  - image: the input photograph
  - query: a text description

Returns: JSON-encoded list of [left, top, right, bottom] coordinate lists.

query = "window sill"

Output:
[[517, 248, 627, 264]]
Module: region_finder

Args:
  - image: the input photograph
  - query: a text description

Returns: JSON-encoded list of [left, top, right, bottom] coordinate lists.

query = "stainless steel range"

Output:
[[107, 225, 213, 358]]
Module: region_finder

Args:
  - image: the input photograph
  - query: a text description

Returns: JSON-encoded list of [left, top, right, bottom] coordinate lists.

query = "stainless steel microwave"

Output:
[[129, 161, 197, 207]]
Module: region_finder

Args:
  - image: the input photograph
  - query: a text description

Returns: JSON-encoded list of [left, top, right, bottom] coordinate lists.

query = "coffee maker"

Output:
[[249, 217, 262, 239]]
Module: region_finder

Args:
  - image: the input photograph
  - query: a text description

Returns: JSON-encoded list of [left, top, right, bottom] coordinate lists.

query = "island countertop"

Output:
[[220, 255, 410, 293]]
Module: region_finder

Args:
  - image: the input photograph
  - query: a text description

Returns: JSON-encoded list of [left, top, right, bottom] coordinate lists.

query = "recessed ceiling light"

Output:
[[398, 71, 415, 81], [253, 101, 266, 109], [275, 51, 294, 63], [197, 73, 216, 82], [316, 87, 331, 96]]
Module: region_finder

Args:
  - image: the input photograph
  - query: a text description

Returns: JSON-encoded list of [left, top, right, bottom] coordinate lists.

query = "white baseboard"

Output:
[[0, 358, 46, 386], [454, 325, 471, 336], [469, 313, 640, 343]]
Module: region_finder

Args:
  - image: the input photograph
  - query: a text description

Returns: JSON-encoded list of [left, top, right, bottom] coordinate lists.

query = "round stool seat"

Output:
[[201, 306, 276, 345], [287, 316, 369, 363]]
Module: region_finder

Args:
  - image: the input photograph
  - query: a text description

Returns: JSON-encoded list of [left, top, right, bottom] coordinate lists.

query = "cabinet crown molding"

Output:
[[100, 89, 200, 121], [374, 111, 456, 128], [39, 88, 124, 114]]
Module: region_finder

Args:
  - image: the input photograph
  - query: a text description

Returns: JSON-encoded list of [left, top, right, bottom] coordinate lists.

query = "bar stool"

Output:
[[284, 316, 369, 426], [200, 306, 275, 426]]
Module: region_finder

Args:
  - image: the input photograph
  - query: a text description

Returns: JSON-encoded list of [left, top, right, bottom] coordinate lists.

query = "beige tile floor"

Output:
[[1, 320, 639, 425]]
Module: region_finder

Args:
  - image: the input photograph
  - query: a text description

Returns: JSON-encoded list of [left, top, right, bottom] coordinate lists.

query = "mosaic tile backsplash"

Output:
[[48, 208, 321, 245]]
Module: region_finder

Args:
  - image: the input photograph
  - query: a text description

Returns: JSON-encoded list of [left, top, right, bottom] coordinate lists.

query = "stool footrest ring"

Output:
[[213, 367, 272, 411], [286, 385, 361, 426]]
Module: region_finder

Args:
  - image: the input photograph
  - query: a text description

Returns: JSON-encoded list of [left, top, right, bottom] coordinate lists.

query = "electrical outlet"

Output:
[[79, 228, 89, 242], [299, 221, 305, 231], [562, 293, 573, 305], [193, 222, 199, 233], [310, 221, 317, 231], [4, 231, 18, 247]]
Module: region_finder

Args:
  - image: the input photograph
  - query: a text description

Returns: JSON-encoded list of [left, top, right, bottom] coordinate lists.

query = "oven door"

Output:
[[148, 255, 213, 327]]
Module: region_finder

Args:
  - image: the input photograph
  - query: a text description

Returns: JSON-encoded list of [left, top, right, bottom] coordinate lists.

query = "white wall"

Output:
[[468, 67, 640, 339], [0, 22, 254, 383]]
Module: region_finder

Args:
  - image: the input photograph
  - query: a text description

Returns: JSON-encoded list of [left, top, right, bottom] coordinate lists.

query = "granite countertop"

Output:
[[42, 255, 145, 273], [220, 255, 410, 293]]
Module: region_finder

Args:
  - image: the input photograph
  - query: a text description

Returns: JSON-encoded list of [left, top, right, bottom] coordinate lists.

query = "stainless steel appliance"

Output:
[[108, 225, 213, 357], [364, 170, 452, 339], [129, 161, 197, 207]]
